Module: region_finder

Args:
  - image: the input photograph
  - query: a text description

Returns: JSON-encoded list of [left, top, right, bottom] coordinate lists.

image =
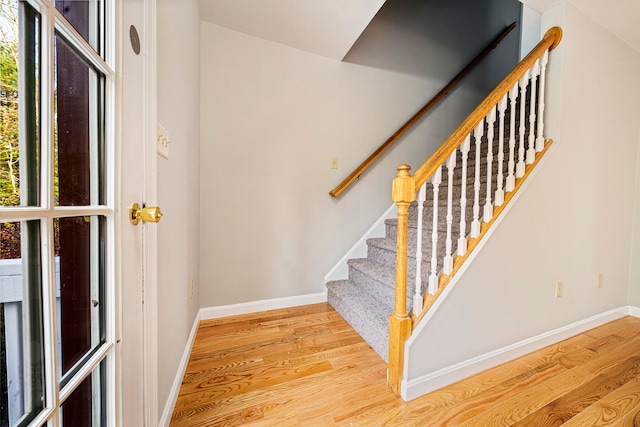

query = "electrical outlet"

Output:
[[555, 281, 563, 298], [189, 279, 194, 298], [331, 157, 338, 169], [597, 273, 603, 288]]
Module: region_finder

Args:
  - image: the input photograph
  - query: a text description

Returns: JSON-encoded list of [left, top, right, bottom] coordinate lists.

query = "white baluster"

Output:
[[471, 119, 484, 238], [457, 135, 470, 256], [535, 50, 549, 152], [516, 69, 529, 179], [413, 183, 426, 312], [443, 150, 456, 274], [483, 106, 496, 223], [428, 167, 442, 295], [526, 60, 539, 164], [506, 83, 518, 192], [495, 94, 507, 206]]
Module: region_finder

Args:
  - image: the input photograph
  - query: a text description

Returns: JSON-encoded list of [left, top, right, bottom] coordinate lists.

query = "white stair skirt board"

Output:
[[200, 292, 327, 320], [401, 306, 637, 401], [324, 204, 397, 282], [158, 310, 202, 427]]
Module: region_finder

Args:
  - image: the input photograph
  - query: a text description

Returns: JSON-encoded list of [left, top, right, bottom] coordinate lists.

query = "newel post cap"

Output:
[[392, 164, 416, 204]]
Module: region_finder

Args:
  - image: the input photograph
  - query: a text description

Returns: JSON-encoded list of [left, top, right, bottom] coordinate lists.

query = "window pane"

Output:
[[0, 220, 44, 426], [55, 216, 105, 382], [60, 359, 106, 427], [54, 35, 104, 207], [54, 0, 103, 57], [0, 0, 40, 207]]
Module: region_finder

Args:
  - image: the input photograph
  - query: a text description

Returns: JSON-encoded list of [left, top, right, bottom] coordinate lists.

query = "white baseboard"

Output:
[[402, 306, 638, 401], [158, 311, 202, 427], [629, 306, 640, 317], [199, 292, 327, 320]]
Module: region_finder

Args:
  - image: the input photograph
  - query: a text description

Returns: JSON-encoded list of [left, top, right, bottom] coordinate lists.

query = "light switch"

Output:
[[157, 122, 170, 159]]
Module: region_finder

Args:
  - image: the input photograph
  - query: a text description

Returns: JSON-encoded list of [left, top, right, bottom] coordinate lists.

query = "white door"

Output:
[[0, 0, 157, 425]]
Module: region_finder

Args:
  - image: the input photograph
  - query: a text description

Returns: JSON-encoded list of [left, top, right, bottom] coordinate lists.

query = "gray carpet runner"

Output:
[[327, 93, 536, 362]]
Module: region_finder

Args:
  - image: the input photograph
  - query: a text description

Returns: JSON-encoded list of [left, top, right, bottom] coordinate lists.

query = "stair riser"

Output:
[[368, 240, 453, 280], [348, 265, 407, 312], [327, 286, 389, 362], [385, 210, 474, 242]]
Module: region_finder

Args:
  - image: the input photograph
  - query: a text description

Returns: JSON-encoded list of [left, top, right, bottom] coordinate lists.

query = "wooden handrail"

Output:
[[329, 22, 518, 198], [411, 26, 563, 191], [387, 26, 563, 396]]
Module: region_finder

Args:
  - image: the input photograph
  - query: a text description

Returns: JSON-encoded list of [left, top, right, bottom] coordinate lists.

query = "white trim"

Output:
[[401, 306, 640, 401], [200, 293, 327, 320], [158, 311, 202, 427], [114, 0, 125, 423], [324, 204, 397, 282], [401, 306, 639, 401], [141, 0, 159, 424]]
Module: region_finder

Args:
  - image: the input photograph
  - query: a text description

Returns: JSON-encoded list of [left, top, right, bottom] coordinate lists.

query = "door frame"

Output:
[[115, 0, 158, 424]]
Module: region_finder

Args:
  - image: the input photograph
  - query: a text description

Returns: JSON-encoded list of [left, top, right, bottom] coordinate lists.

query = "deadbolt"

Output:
[[129, 203, 163, 225]]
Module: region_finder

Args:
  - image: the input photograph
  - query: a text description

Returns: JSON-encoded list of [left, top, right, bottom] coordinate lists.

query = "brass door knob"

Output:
[[129, 203, 163, 225]]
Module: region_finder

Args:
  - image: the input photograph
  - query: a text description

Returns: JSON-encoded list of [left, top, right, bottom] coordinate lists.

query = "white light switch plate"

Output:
[[157, 122, 170, 159]]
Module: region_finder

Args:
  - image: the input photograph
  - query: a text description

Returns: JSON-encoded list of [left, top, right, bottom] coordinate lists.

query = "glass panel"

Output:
[[54, 0, 103, 57], [60, 359, 106, 427], [0, 220, 44, 426], [0, 0, 40, 207], [55, 216, 105, 382], [54, 35, 104, 207]]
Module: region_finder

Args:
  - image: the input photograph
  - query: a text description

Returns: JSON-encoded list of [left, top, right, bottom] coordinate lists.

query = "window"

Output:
[[0, 0, 113, 425]]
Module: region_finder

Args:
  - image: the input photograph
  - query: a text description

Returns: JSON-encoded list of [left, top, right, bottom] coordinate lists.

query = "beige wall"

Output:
[[156, 0, 201, 418], [406, 0, 640, 382], [198, 20, 498, 307], [628, 115, 640, 304]]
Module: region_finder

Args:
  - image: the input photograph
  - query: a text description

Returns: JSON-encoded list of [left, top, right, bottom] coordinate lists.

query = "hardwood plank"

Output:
[[413, 360, 569, 425], [512, 356, 640, 425], [458, 367, 596, 426], [583, 316, 640, 339], [174, 360, 333, 407], [562, 376, 640, 426], [613, 399, 640, 426], [170, 304, 640, 426], [581, 336, 640, 376]]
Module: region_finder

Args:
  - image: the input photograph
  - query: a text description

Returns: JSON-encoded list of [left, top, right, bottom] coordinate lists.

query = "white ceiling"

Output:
[[198, 0, 640, 59], [197, 0, 385, 60], [522, 0, 640, 52]]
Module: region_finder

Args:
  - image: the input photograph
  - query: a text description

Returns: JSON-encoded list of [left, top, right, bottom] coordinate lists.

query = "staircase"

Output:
[[327, 109, 520, 361], [325, 28, 563, 389]]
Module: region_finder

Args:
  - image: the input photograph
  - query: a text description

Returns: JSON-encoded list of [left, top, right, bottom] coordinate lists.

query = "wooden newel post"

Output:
[[388, 164, 415, 395]]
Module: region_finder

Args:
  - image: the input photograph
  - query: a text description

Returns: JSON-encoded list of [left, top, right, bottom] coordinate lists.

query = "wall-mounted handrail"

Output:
[[329, 22, 517, 198]]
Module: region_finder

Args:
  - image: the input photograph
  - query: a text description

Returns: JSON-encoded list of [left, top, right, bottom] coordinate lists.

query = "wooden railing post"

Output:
[[388, 164, 415, 395]]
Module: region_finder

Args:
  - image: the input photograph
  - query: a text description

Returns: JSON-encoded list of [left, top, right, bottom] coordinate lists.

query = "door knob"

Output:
[[129, 203, 163, 225]]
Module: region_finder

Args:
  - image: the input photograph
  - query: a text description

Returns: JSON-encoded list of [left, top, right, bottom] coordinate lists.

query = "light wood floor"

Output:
[[170, 303, 640, 426]]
